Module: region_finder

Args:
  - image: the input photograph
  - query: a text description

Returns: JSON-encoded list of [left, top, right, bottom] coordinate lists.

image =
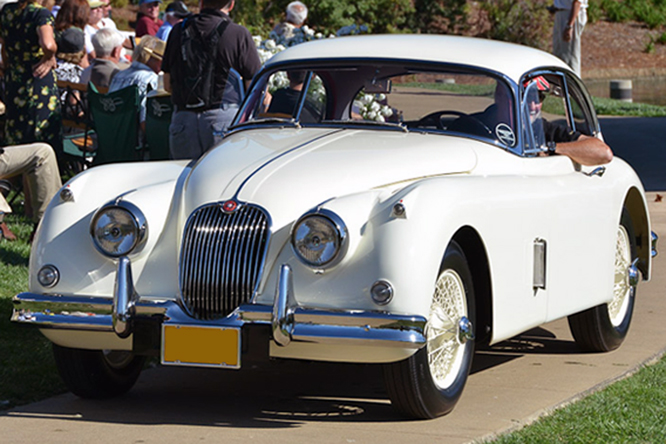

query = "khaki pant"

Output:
[[0, 142, 62, 222], [553, 8, 587, 76]]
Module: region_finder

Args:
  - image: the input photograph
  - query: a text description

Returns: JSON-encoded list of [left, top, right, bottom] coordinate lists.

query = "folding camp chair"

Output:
[[145, 91, 173, 160], [87, 82, 142, 166], [58, 81, 97, 171]]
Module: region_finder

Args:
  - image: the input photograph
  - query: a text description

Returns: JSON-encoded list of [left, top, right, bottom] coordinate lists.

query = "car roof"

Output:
[[265, 34, 571, 84]]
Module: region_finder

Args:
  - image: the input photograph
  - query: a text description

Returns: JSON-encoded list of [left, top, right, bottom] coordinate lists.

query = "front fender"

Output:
[[30, 161, 189, 296], [254, 180, 474, 319]]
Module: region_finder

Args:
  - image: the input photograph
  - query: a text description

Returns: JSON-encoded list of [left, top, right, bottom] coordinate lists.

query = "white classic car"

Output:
[[13, 35, 658, 419]]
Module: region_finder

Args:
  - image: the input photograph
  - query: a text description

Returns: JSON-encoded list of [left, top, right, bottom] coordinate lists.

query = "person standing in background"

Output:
[[0, 0, 62, 153], [135, 0, 163, 37], [271, 1, 307, 41], [162, 0, 261, 160], [551, 0, 588, 76], [156, 1, 189, 42]]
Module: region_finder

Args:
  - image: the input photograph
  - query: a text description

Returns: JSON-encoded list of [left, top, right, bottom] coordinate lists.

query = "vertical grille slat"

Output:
[[179, 203, 270, 320]]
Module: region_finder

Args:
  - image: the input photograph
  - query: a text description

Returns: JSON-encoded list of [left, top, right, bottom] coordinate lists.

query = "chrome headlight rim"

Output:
[[90, 200, 147, 258], [291, 208, 348, 269]]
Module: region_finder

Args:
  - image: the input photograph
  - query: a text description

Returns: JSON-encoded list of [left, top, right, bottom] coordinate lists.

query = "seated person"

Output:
[[0, 142, 63, 241], [109, 35, 165, 133], [526, 76, 612, 166], [266, 70, 320, 123], [80, 27, 126, 89]]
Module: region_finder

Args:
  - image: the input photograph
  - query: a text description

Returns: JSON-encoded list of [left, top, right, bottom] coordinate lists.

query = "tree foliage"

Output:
[[233, 0, 413, 36]]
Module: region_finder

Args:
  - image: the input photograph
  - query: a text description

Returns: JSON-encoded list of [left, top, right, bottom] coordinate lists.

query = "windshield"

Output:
[[236, 63, 517, 147]]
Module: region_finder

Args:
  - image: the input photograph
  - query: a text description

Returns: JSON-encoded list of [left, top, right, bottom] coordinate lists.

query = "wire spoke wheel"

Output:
[[384, 240, 475, 419], [568, 208, 637, 352], [427, 269, 468, 390], [609, 225, 632, 326]]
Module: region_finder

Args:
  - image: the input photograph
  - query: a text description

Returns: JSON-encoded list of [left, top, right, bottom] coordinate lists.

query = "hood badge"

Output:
[[221, 200, 239, 213]]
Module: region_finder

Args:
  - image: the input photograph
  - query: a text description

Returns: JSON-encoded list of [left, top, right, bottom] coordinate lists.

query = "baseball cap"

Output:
[[165, 1, 189, 18], [57, 27, 85, 54], [524, 76, 551, 92], [88, 0, 105, 8]]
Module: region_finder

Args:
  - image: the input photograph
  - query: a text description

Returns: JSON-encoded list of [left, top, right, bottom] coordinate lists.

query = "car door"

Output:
[[521, 71, 618, 322]]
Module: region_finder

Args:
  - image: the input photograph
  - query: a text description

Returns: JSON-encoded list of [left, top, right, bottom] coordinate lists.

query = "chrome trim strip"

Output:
[[12, 293, 427, 349], [652, 231, 658, 258], [272, 265, 296, 346], [10, 293, 170, 331], [113, 256, 137, 338]]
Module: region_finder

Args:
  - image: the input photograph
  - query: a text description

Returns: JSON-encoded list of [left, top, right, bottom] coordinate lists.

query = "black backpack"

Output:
[[179, 16, 231, 110]]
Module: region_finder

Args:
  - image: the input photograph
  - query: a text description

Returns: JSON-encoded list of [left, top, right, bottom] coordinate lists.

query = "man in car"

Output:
[[526, 76, 612, 166]]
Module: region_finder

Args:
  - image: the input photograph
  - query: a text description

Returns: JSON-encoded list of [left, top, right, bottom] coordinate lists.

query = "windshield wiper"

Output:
[[325, 120, 408, 133], [231, 118, 301, 130]]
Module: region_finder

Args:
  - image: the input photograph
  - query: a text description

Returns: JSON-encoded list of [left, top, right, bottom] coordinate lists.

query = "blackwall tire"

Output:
[[568, 208, 637, 352], [53, 344, 145, 399], [384, 240, 476, 419]]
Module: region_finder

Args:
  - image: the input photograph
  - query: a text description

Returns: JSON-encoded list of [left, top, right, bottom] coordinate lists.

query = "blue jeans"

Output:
[[168, 103, 239, 160]]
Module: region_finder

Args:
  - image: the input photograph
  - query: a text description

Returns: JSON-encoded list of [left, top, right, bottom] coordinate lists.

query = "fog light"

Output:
[[371, 280, 393, 305], [38, 265, 59, 288]]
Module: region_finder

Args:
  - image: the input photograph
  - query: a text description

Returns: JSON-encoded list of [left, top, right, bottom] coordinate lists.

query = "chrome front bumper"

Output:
[[12, 258, 426, 351]]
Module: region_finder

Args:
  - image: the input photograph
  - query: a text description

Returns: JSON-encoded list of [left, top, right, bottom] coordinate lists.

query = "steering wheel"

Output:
[[415, 110, 492, 137]]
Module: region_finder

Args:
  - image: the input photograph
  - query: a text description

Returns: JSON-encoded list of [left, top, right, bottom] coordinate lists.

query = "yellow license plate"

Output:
[[161, 325, 240, 368]]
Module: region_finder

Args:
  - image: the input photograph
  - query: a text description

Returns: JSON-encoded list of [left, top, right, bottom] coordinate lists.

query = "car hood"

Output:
[[183, 127, 478, 227]]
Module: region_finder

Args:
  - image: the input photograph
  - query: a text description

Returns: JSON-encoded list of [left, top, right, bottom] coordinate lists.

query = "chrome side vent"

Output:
[[179, 203, 270, 320]]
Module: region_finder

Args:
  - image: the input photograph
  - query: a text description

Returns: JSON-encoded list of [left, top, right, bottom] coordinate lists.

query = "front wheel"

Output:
[[53, 344, 145, 399], [384, 241, 476, 419], [568, 209, 637, 352]]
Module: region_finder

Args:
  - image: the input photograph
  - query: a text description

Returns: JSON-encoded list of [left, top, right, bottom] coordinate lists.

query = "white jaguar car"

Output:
[[13, 35, 658, 419]]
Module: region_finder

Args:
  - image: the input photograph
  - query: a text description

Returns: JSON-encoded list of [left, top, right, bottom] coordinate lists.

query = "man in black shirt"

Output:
[[162, 0, 261, 160]]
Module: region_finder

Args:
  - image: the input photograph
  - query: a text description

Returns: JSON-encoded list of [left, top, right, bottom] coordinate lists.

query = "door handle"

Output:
[[584, 166, 606, 177]]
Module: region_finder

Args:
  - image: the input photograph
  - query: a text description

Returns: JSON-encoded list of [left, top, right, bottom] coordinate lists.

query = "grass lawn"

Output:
[[0, 212, 65, 409], [491, 355, 666, 443]]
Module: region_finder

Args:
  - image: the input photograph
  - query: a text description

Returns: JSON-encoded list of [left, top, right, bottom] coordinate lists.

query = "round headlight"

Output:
[[292, 211, 347, 268], [90, 202, 146, 257]]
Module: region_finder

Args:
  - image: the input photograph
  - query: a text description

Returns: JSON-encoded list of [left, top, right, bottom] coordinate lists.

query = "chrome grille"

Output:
[[179, 203, 270, 320]]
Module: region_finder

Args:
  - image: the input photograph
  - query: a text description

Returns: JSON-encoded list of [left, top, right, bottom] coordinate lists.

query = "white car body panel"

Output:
[[15, 35, 652, 369]]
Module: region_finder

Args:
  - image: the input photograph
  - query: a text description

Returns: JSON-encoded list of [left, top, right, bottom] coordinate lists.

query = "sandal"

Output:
[[0, 222, 17, 241]]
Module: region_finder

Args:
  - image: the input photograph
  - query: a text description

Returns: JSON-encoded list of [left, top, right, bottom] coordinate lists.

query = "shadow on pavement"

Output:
[[4, 326, 586, 427]]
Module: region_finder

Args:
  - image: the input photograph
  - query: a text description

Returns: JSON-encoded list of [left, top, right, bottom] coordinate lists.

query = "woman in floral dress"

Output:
[[0, 0, 62, 152]]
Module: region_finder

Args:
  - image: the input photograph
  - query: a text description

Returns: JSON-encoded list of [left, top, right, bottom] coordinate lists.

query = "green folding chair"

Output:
[[145, 92, 173, 160], [58, 80, 97, 172], [88, 83, 142, 166]]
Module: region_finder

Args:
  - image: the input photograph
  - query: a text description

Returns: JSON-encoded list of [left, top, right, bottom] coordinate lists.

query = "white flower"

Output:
[[360, 94, 374, 105], [381, 106, 393, 117], [264, 39, 276, 50], [369, 101, 381, 112]]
